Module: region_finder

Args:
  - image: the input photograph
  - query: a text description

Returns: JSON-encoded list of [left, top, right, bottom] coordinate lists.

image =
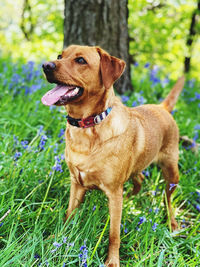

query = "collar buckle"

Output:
[[78, 117, 95, 128]]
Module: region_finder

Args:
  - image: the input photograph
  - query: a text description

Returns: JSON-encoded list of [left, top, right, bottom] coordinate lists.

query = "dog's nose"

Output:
[[42, 62, 56, 72]]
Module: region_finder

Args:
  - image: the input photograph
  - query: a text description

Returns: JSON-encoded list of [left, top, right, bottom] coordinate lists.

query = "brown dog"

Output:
[[41, 45, 185, 266]]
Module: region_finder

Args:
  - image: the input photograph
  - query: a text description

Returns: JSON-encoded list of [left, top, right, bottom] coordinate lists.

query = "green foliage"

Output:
[[128, 0, 200, 79], [0, 57, 199, 266]]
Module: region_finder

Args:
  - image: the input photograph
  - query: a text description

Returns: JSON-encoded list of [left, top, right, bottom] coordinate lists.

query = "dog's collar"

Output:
[[66, 107, 112, 128]]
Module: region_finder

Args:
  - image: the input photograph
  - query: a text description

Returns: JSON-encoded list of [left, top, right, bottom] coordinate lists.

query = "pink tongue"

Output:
[[41, 85, 75, 106]]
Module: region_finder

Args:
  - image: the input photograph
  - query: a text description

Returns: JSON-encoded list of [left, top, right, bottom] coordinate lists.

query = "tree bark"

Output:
[[63, 0, 132, 94], [184, 0, 200, 73]]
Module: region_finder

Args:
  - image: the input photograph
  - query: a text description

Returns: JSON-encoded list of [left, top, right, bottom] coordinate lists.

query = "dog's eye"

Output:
[[75, 57, 87, 64], [57, 55, 62, 60]]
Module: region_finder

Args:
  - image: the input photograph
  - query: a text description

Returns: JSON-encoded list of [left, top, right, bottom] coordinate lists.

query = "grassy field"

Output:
[[0, 58, 199, 266]]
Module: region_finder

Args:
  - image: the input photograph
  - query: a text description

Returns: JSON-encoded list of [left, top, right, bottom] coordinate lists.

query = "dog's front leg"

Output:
[[105, 187, 123, 267], [65, 180, 86, 221]]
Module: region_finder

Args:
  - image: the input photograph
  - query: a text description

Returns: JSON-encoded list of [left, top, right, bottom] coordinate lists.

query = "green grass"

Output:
[[0, 58, 199, 266]]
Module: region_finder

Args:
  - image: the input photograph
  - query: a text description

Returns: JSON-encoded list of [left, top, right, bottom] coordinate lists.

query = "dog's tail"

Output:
[[161, 76, 185, 113]]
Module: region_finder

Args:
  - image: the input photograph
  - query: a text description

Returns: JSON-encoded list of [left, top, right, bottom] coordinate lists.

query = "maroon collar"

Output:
[[66, 107, 112, 128]]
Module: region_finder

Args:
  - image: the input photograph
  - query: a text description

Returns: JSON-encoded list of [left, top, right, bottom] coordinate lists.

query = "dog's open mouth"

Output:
[[41, 84, 83, 106]]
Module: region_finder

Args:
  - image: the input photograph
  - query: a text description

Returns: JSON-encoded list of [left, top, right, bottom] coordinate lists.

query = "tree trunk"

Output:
[[63, 0, 132, 94], [184, 0, 200, 73]]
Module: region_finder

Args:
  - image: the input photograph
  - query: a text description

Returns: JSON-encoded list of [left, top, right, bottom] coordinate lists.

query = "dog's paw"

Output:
[[171, 219, 178, 231], [105, 256, 120, 267]]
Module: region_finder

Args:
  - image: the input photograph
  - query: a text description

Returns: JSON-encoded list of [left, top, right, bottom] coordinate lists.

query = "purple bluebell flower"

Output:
[[143, 170, 150, 177], [134, 62, 139, 67], [154, 208, 159, 214], [0, 222, 3, 227], [34, 254, 41, 259], [152, 223, 158, 231], [195, 204, 200, 212], [21, 140, 28, 149], [121, 95, 129, 102], [194, 125, 200, 130], [171, 109, 178, 115], [138, 216, 146, 225], [169, 183, 177, 191], [195, 92, 200, 100], [52, 163, 63, 173], [162, 77, 170, 86], [144, 63, 150, 68], [132, 101, 137, 107], [138, 96, 144, 105], [63, 237, 67, 243], [38, 125, 44, 135], [152, 191, 156, 196], [13, 135, 19, 146], [14, 151, 22, 161], [58, 129, 65, 138], [93, 205, 96, 211], [39, 135, 47, 150], [53, 242, 62, 248], [79, 241, 88, 266]]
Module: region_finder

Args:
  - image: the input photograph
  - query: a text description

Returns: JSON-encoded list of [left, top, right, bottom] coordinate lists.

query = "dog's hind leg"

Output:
[[160, 159, 179, 231], [132, 173, 144, 195]]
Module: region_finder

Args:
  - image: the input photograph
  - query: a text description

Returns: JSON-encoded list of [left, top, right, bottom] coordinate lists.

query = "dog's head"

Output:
[[41, 45, 125, 106]]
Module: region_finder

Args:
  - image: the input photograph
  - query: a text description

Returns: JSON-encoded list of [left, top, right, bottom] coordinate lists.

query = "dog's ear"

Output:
[[96, 47, 126, 89]]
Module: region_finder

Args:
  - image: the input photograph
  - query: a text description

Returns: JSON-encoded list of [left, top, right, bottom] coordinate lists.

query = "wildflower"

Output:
[[53, 241, 62, 248], [30, 84, 41, 93], [144, 63, 150, 68], [162, 77, 169, 86], [0, 223, 3, 227], [39, 135, 47, 150], [194, 125, 200, 130], [134, 62, 139, 67], [195, 204, 200, 212], [138, 216, 146, 225], [132, 101, 137, 107], [152, 223, 158, 231], [13, 135, 19, 145], [138, 96, 144, 105], [149, 208, 152, 213], [21, 140, 28, 149], [143, 170, 150, 177], [195, 92, 200, 100], [52, 163, 63, 172], [38, 125, 44, 135], [121, 95, 129, 102], [152, 191, 156, 196], [93, 205, 96, 211], [34, 254, 41, 259], [79, 241, 88, 266], [63, 237, 67, 243], [154, 208, 159, 214], [14, 151, 22, 161], [53, 143, 58, 154], [58, 128, 65, 138], [169, 183, 177, 191], [171, 109, 178, 115]]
